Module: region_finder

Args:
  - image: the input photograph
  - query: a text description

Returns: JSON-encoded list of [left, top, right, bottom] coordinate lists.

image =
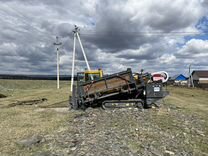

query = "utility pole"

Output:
[[54, 36, 62, 89], [70, 25, 92, 92], [71, 33, 76, 92], [188, 64, 191, 87], [188, 64, 194, 88]]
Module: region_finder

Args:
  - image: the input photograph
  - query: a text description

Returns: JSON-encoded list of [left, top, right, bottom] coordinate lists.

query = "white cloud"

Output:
[[123, 0, 205, 31], [0, 0, 207, 76], [177, 39, 208, 56], [160, 54, 176, 64]]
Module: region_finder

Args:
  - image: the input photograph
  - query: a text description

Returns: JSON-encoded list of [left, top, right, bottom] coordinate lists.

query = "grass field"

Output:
[[0, 79, 207, 155], [0, 80, 72, 155]]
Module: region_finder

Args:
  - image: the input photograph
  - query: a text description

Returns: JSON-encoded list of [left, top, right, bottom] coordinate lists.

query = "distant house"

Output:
[[169, 74, 187, 85], [191, 70, 208, 88]]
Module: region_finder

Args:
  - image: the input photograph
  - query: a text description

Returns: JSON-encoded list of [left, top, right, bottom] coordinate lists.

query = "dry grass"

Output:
[[0, 107, 73, 155], [166, 86, 208, 117], [0, 79, 72, 155], [0, 79, 71, 107], [164, 86, 208, 153]]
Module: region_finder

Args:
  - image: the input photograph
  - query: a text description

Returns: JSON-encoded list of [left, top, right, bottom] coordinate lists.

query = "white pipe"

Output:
[[70, 33, 76, 92], [76, 32, 93, 80]]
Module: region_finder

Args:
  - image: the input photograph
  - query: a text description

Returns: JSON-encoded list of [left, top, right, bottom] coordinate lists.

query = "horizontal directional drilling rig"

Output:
[[70, 68, 169, 110]]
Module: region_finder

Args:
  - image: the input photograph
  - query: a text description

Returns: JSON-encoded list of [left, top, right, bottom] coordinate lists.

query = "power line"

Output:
[[77, 31, 208, 36], [79, 30, 208, 33]]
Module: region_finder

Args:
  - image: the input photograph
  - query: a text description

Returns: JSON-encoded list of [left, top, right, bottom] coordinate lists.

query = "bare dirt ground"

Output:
[[0, 80, 207, 156]]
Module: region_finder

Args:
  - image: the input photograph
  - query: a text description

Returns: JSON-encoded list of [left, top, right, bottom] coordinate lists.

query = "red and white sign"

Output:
[[151, 71, 169, 83]]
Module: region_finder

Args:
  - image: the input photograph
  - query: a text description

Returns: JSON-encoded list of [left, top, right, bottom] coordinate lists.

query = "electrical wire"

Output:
[[77, 31, 208, 37]]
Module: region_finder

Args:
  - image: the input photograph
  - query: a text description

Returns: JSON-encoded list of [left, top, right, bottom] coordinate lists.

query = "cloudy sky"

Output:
[[0, 0, 208, 76]]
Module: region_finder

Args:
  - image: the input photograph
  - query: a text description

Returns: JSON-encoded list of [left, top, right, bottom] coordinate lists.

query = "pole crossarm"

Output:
[[54, 36, 62, 46]]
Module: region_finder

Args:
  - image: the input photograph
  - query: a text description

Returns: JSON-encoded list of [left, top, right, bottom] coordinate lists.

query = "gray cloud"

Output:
[[0, 0, 207, 76]]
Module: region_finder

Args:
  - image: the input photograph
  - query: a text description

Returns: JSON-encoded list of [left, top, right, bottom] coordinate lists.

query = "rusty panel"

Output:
[[83, 74, 131, 95], [83, 81, 106, 93]]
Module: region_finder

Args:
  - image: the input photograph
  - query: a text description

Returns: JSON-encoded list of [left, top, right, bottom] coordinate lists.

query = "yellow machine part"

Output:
[[84, 69, 103, 81]]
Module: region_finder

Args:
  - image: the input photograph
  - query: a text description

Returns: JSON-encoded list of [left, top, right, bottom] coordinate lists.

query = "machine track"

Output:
[[102, 99, 144, 109]]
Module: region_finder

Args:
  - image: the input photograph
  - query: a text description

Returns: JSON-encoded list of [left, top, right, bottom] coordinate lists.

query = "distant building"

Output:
[[190, 70, 208, 88], [169, 74, 187, 86]]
